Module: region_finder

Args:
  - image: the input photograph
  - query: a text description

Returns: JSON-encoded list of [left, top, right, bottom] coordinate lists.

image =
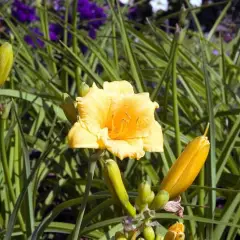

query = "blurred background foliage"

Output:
[[0, 0, 239, 239]]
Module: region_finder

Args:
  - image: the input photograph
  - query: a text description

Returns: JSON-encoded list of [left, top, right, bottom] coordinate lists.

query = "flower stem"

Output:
[[0, 118, 26, 236], [172, 30, 181, 156], [71, 151, 102, 240]]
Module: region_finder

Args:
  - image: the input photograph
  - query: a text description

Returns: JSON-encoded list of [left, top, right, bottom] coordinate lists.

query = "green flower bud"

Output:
[[138, 182, 152, 203], [115, 231, 127, 240], [60, 93, 78, 124], [135, 196, 147, 211], [145, 191, 155, 205], [143, 226, 155, 240], [104, 159, 136, 217], [150, 190, 169, 210], [79, 82, 90, 97], [155, 234, 164, 240], [0, 42, 13, 85]]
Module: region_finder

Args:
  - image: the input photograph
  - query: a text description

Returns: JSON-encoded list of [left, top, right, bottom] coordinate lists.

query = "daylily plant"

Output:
[[68, 81, 163, 160]]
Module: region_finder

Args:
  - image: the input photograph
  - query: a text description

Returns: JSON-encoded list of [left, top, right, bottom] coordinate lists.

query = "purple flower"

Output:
[[12, 0, 37, 22], [77, 0, 106, 30], [24, 28, 44, 48], [88, 28, 96, 39], [49, 23, 63, 41], [52, 0, 65, 11]]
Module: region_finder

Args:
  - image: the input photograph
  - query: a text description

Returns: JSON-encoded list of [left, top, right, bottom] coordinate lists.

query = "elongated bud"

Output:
[[103, 166, 120, 205], [143, 226, 155, 240], [60, 93, 78, 123], [150, 190, 169, 210], [115, 231, 127, 240], [160, 128, 210, 199], [164, 222, 185, 240], [0, 42, 13, 85], [79, 82, 90, 97], [104, 159, 136, 217]]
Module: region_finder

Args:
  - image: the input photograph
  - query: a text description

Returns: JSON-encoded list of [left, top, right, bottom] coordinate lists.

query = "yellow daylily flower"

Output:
[[68, 81, 163, 160], [164, 222, 185, 240], [0, 42, 13, 85]]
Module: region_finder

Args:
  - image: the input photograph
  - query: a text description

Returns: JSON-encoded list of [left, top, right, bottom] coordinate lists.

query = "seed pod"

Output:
[[0, 42, 13, 85], [164, 222, 185, 240], [160, 129, 210, 199], [104, 159, 136, 217], [143, 226, 155, 240], [150, 190, 169, 210]]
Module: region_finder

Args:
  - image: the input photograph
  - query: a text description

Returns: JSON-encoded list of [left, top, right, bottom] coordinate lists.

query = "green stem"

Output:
[[72, 0, 82, 95], [71, 155, 98, 240], [62, 0, 70, 92], [0, 118, 26, 236], [172, 31, 181, 156], [198, 167, 205, 240]]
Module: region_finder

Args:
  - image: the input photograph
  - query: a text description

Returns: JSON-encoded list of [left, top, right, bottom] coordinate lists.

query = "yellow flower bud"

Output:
[[164, 222, 185, 240], [150, 190, 169, 210], [0, 42, 13, 85], [143, 226, 155, 240], [160, 129, 210, 199]]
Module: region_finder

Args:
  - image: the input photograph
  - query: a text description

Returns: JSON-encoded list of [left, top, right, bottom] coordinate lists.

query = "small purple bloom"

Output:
[[24, 28, 44, 48], [212, 49, 219, 56], [49, 23, 62, 41], [52, 0, 65, 11], [12, 0, 37, 23], [77, 0, 106, 30], [88, 28, 96, 39]]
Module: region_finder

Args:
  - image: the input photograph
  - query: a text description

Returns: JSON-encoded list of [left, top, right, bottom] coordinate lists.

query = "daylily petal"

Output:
[[103, 138, 145, 160], [108, 93, 158, 140], [77, 83, 111, 134], [143, 120, 163, 152], [68, 121, 99, 148], [103, 80, 134, 96]]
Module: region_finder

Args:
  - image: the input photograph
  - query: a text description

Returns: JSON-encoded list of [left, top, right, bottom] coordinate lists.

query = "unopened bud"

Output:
[[143, 226, 155, 240], [150, 190, 169, 210], [0, 42, 13, 85], [115, 231, 127, 240], [79, 82, 90, 97], [160, 126, 210, 199], [60, 93, 78, 123]]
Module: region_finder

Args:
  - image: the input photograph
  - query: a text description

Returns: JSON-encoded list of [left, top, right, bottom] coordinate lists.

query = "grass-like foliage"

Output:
[[0, 0, 239, 239]]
